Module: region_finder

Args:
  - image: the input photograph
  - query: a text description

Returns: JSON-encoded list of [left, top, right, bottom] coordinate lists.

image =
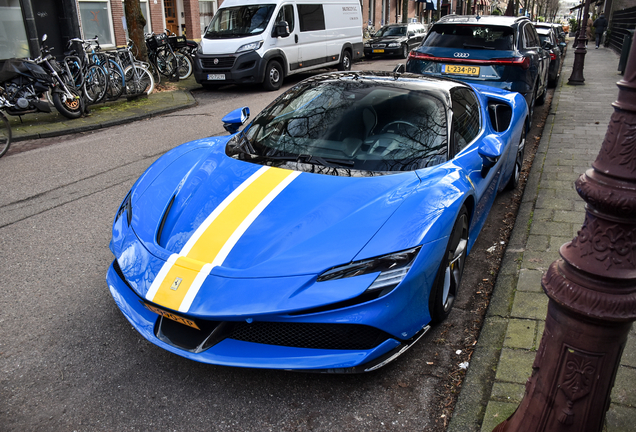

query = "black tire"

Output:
[[262, 60, 283, 91], [124, 65, 154, 96], [176, 53, 193, 79], [401, 44, 409, 59], [82, 64, 108, 104], [106, 66, 125, 100], [548, 74, 558, 88], [505, 125, 526, 191], [338, 50, 352, 71], [429, 206, 469, 324], [0, 111, 11, 158], [52, 87, 83, 119], [536, 83, 546, 105], [527, 83, 537, 128]]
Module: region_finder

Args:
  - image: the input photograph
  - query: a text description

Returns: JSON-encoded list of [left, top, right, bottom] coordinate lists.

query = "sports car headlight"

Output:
[[364, 42, 371, 47], [317, 246, 421, 291], [236, 40, 263, 53], [115, 192, 132, 226], [388, 42, 400, 48]]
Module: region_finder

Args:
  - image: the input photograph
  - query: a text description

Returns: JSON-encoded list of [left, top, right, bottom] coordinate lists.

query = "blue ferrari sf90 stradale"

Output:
[[107, 71, 527, 372]]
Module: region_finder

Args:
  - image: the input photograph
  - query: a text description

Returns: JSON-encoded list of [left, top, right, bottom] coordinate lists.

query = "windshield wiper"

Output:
[[264, 154, 355, 168], [462, 43, 495, 50]]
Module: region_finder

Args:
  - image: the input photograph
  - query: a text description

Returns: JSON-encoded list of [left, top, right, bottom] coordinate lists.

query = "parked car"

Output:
[[107, 71, 528, 373], [535, 26, 562, 87], [364, 23, 427, 59], [405, 15, 549, 126], [535, 22, 566, 55], [194, 0, 363, 91]]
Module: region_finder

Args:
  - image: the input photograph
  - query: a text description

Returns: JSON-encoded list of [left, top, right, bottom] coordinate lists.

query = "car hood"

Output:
[[131, 144, 421, 279]]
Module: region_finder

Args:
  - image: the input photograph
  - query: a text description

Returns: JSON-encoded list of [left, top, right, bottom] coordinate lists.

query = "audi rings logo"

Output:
[[213, 58, 219, 65], [454, 52, 470, 58]]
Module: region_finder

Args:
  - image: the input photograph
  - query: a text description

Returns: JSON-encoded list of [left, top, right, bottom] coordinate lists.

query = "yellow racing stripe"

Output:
[[146, 166, 299, 312]]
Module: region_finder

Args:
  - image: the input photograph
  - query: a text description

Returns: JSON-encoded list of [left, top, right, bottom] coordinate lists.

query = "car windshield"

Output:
[[375, 26, 407, 37], [227, 77, 448, 174], [205, 4, 276, 38], [423, 25, 515, 50]]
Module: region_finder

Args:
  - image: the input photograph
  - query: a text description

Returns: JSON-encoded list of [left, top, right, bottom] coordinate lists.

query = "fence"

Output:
[[608, 6, 636, 54]]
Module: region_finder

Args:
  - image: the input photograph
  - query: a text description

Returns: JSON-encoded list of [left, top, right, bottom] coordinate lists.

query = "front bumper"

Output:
[[364, 46, 403, 57], [193, 50, 264, 85], [107, 257, 438, 372]]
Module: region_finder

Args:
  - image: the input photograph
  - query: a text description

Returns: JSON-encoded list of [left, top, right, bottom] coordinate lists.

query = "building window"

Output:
[[122, 1, 151, 36], [199, 0, 217, 34], [0, 0, 30, 59], [79, 0, 114, 45]]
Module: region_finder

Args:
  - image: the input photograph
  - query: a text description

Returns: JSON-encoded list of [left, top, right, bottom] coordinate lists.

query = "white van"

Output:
[[193, 0, 363, 90]]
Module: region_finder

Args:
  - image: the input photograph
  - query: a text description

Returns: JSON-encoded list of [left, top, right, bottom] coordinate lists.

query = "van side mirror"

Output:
[[222, 107, 250, 134], [274, 21, 290, 38]]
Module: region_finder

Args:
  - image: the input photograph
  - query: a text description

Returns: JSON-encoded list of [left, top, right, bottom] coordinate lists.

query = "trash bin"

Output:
[[618, 30, 634, 74]]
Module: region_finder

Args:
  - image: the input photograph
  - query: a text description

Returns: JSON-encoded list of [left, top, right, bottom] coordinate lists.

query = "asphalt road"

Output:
[[0, 57, 553, 431]]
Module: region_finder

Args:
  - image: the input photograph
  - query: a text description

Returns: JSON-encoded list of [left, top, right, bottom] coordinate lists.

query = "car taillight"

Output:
[[408, 52, 531, 70], [490, 57, 531, 70], [550, 52, 556, 61]]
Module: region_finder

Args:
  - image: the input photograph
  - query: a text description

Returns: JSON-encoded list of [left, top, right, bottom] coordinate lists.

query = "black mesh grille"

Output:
[[229, 322, 391, 350], [200, 57, 236, 69]]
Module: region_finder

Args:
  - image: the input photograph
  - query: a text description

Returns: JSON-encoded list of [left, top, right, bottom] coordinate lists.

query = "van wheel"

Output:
[[338, 50, 352, 71], [263, 60, 283, 91]]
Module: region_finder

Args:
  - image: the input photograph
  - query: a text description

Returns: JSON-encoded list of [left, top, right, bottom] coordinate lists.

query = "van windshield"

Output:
[[205, 5, 276, 38]]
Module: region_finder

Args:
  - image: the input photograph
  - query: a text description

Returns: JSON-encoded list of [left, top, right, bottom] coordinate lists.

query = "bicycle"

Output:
[[165, 29, 193, 79], [145, 32, 180, 82], [116, 39, 155, 97], [64, 37, 109, 104]]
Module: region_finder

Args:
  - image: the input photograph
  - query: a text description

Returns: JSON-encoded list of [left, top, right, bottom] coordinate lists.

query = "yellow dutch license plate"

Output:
[[443, 64, 480, 76], [373, 49, 385, 53], [142, 302, 200, 330]]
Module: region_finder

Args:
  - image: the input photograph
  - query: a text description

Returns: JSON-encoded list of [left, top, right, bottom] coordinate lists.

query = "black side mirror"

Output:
[[274, 21, 290, 38], [393, 63, 406, 74]]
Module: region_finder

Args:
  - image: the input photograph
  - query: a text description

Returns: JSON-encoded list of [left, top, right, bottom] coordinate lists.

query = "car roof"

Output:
[[435, 14, 530, 27], [535, 27, 552, 34]]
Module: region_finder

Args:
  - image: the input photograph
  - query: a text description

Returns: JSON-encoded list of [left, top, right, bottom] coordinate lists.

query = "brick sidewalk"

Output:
[[448, 44, 636, 432]]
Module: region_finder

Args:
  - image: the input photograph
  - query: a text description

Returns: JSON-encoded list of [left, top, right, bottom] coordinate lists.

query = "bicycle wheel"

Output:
[[124, 64, 154, 96], [106, 59, 125, 100], [155, 49, 177, 77], [175, 52, 193, 79], [63, 56, 83, 88], [83, 64, 108, 104], [0, 111, 11, 158]]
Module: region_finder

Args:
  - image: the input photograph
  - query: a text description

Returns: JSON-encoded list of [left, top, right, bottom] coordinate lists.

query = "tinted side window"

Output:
[[298, 4, 325, 31], [275, 4, 295, 33], [451, 88, 480, 154], [523, 24, 539, 47]]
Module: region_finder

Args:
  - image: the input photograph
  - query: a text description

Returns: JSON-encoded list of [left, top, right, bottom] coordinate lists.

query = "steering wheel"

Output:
[[380, 120, 418, 134]]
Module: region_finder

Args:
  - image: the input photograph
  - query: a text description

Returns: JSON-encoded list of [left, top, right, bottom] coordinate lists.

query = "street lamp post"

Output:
[[493, 35, 636, 432], [568, 0, 591, 84]]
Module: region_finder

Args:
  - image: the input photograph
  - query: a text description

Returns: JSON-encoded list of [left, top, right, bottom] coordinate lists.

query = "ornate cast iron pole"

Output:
[[568, 0, 592, 85], [494, 36, 636, 432]]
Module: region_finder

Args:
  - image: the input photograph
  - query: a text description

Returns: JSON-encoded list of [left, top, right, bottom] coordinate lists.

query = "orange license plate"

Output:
[[442, 64, 480, 76], [373, 49, 384, 53], [142, 302, 200, 330]]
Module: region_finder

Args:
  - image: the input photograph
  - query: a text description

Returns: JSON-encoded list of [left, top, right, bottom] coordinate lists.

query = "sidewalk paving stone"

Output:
[[449, 44, 636, 432]]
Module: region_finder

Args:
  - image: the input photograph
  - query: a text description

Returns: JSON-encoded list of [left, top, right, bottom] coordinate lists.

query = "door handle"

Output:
[[295, 34, 298, 44]]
